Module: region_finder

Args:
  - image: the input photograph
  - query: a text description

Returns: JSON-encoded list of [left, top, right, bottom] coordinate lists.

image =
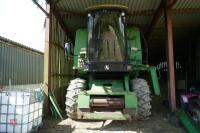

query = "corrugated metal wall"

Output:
[[0, 36, 44, 86]]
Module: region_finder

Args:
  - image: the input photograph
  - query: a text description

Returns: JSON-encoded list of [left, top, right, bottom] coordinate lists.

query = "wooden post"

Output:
[[44, 3, 52, 114], [164, 0, 176, 112]]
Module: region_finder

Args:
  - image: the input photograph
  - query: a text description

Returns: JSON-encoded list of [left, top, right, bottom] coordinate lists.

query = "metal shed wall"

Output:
[[0, 36, 44, 86]]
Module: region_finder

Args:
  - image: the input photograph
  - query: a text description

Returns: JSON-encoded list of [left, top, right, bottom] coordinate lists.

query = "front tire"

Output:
[[65, 78, 86, 119], [131, 78, 152, 120]]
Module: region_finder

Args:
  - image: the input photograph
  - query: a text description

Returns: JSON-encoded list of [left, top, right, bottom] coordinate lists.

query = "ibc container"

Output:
[[0, 87, 44, 133]]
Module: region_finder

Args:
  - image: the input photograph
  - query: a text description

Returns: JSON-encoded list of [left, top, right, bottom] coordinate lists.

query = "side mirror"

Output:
[[64, 43, 73, 56]]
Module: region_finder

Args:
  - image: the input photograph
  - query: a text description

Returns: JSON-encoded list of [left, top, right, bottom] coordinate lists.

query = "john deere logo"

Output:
[[104, 65, 110, 70]]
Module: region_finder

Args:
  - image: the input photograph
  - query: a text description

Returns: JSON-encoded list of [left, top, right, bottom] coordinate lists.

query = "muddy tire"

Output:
[[65, 78, 86, 119], [131, 78, 152, 120]]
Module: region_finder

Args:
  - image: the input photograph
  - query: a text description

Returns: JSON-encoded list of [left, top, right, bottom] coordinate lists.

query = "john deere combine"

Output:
[[65, 5, 160, 120]]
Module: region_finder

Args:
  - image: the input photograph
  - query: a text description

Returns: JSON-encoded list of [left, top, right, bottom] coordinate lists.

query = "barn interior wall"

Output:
[[50, 14, 75, 109], [148, 28, 200, 99]]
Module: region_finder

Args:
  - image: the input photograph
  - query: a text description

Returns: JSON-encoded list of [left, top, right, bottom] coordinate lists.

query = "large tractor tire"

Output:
[[65, 78, 86, 119], [131, 78, 152, 120]]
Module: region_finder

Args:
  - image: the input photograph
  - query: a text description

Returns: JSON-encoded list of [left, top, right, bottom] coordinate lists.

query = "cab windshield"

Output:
[[88, 12, 125, 62]]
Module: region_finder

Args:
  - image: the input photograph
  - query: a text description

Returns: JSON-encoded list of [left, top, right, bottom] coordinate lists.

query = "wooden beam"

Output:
[[145, 0, 178, 38], [52, 9, 75, 42], [44, 3, 52, 114], [58, 10, 85, 16], [145, 0, 165, 38], [128, 8, 200, 16], [164, 0, 176, 112], [173, 8, 200, 14], [52, 42, 64, 49], [47, 0, 75, 42], [168, 0, 178, 9], [51, 74, 75, 77], [32, 0, 48, 16], [52, 0, 62, 7]]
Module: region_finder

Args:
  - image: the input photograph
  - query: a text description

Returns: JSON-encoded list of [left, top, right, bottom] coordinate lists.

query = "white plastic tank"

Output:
[[0, 85, 44, 133]]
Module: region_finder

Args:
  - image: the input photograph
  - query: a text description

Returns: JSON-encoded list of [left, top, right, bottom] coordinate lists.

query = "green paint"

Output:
[[149, 66, 160, 95], [124, 74, 130, 91], [79, 91, 133, 95], [177, 110, 200, 133], [89, 75, 93, 89], [125, 93, 137, 109], [78, 88, 137, 120], [49, 92, 63, 120], [78, 94, 90, 108], [127, 27, 142, 65], [90, 79, 124, 92], [78, 85, 137, 110], [73, 29, 87, 68]]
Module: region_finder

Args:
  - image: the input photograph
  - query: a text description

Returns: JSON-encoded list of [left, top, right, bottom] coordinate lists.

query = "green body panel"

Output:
[[90, 80, 124, 92], [79, 90, 135, 95], [73, 29, 87, 68], [177, 110, 200, 133], [124, 74, 130, 91], [78, 79, 137, 109], [149, 67, 160, 95], [125, 93, 137, 108], [77, 80, 137, 120], [78, 91, 137, 108], [78, 95, 90, 108], [127, 27, 142, 65]]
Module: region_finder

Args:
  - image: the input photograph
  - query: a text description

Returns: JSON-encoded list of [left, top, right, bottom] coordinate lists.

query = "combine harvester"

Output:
[[65, 4, 160, 120]]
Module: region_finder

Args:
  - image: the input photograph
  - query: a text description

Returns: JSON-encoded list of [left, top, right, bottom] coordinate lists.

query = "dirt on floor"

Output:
[[38, 111, 186, 133]]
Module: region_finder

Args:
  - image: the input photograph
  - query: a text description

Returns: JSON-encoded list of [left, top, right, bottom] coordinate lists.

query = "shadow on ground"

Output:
[[38, 112, 185, 133]]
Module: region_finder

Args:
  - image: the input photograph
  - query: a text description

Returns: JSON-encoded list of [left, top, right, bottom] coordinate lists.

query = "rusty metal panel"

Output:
[[0, 36, 44, 86]]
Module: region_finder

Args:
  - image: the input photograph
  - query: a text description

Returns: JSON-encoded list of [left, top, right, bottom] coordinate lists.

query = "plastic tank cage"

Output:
[[0, 85, 44, 133]]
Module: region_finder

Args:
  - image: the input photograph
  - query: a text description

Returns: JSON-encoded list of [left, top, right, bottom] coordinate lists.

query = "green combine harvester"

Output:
[[65, 5, 160, 120]]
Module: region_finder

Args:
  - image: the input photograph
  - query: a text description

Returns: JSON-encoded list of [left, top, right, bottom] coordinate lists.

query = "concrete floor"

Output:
[[38, 111, 186, 133]]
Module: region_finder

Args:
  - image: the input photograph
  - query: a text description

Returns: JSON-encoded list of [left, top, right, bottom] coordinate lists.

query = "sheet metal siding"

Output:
[[173, 0, 200, 9], [56, 0, 160, 12], [53, 0, 200, 29], [0, 38, 44, 86], [50, 14, 75, 108], [58, 0, 160, 29]]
